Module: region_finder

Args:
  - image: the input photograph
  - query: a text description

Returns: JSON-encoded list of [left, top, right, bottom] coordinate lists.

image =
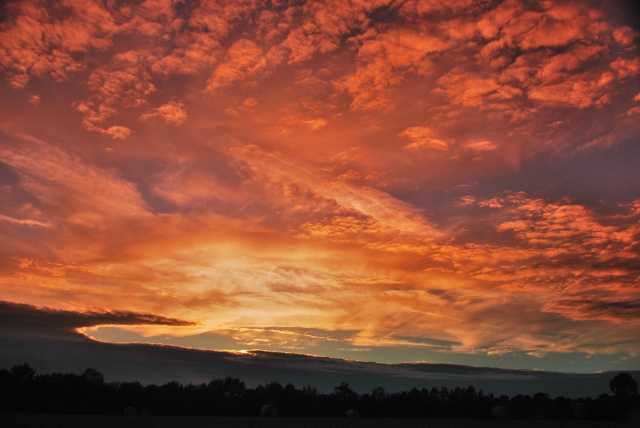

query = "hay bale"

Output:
[[570, 402, 585, 419], [491, 406, 510, 420], [260, 404, 277, 418], [346, 409, 359, 418], [140, 408, 151, 416], [124, 407, 137, 416], [627, 409, 640, 422]]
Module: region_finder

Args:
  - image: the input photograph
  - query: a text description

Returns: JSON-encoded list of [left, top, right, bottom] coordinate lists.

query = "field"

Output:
[[0, 414, 634, 428]]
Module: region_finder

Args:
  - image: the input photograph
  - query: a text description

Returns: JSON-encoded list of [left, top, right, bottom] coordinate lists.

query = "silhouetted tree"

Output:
[[609, 372, 639, 420], [10, 362, 36, 380], [610, 372, 638, 400], [0, 362, 636, 421], [82, 368, 104, 386]]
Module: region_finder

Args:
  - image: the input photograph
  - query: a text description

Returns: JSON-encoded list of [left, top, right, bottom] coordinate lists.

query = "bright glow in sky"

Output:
[[1, 0, 640, 372]]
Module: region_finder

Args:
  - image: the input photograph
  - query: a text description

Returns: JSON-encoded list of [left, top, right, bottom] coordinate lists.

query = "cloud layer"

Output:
[[0, 0, 639, 371]]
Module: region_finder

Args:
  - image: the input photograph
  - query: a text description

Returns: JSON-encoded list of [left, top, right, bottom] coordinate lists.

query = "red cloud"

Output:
[[0, 0, 117, 87]]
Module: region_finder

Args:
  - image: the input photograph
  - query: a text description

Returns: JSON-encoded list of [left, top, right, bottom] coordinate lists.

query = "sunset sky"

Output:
[[1, 0, 640, 374]]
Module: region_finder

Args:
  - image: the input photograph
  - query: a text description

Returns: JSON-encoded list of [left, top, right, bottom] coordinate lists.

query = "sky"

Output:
[[3, 301, 635, 397], [1, 0, 640, 374]]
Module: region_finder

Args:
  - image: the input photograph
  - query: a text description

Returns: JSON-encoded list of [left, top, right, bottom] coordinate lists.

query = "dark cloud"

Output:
[[544, 298, 640, 322], [0, 300, 195, 336]]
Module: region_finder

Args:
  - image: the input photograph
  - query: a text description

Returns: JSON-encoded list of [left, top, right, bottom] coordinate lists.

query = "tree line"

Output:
[[1, 363, 638, 420]]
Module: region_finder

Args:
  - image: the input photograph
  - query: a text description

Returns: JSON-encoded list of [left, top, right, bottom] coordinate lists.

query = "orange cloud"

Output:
[[140, 101, 187, 126], [339, 29, 448, 111], [465, 141, 496, 151], [479, 197, 504, 209], [610, 57, 640, 79], [613, 26, 637, 47], [399, 127, 449, 151], [0, 215, 52, 228], [0, 0, 117, 88], [206, 39, 270, 92], [456, 196, 476, 207]]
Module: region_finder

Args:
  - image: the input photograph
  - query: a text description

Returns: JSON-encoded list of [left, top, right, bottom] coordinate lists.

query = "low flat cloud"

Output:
[[0, 301, 195, 336]]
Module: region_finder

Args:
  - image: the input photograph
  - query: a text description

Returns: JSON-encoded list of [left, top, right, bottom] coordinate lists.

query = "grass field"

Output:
[[0, 414, 634, 428]]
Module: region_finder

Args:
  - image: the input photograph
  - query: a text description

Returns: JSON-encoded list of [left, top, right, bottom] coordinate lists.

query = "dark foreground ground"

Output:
[[1, 414, 636, 428]]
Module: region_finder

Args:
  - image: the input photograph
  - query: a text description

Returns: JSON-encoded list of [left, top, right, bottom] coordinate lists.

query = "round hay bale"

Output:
[[570, 402, 585, 419], [260, 404, 277, 418], [628, 410, 640, 422], [140, 408, 151, 417], [124, 407, 137, 416], [491, 406, 510, 420], [346, 409, 359, 418]]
